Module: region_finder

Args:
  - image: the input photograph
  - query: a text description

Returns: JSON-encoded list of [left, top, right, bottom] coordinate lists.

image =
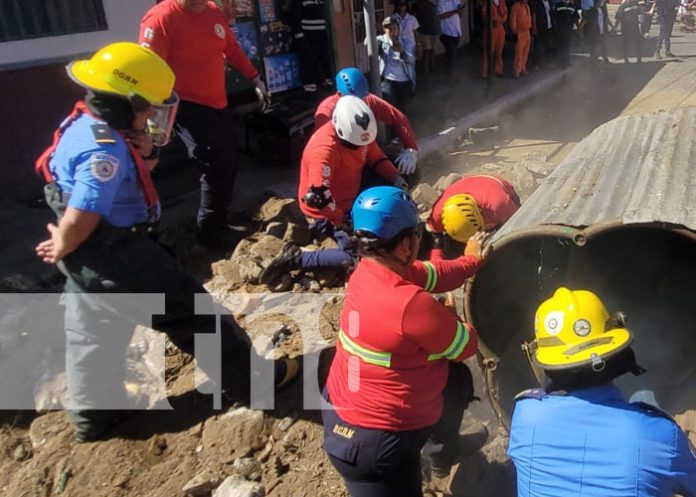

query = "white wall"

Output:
[[0, 0, 155, 69]]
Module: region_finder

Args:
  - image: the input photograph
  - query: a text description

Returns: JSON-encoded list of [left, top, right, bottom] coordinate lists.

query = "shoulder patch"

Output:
[[633, 402, 677, 423], [514, 388, 546, 401], [90, 153, 120, 182], [91, 124, 116, 144]]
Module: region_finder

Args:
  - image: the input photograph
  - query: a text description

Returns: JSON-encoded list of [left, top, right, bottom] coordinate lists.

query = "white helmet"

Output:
[[332, 95, 377, 146]]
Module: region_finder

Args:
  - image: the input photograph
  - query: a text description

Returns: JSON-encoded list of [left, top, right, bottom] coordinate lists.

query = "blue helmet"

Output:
[[352, 186, 420, 240], [335, 67, 369, 98]]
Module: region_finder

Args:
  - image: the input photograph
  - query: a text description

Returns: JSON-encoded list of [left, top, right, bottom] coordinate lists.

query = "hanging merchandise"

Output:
[[258, 0, 278, 23], [236, 0, 256, 17], [264, 53, 302, 93], [259, 21, 293, 56]]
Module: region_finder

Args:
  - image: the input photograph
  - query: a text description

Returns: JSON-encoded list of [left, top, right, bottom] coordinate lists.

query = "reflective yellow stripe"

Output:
[[338, 330, 392, 368], [428, 322, 471, 361], [423, 262, 438, 292]]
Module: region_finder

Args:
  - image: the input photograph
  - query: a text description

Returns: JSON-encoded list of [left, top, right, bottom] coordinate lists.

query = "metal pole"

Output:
[[363, 0, 382, 97], [487, 0, 494, 89]]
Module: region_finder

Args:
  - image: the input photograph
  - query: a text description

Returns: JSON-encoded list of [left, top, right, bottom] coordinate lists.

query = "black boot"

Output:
[[259, 244, 302, 286]]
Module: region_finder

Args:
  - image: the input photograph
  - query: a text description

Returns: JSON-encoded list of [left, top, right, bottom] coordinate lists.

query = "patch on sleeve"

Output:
[[90, 153, 120, 182], [143, 27, 155, 40], [321, 164, 331, 178]]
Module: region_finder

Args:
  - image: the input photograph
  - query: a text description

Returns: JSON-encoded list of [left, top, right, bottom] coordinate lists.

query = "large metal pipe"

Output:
[[464, 108, 696, 429], [363, 0, 382, 97]]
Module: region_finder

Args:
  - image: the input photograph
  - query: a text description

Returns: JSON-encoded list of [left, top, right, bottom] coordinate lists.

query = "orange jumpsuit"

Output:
[[510, 0, 533, 76], [482, 0, 509, 77]]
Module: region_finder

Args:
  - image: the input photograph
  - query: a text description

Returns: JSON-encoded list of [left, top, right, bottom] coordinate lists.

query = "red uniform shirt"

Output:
[[298, 122, 400, 225], [427, 175, 521, 233], [326, 256, 481, 431], [139, 0, 258, 109], [315, 93, 419, 150]]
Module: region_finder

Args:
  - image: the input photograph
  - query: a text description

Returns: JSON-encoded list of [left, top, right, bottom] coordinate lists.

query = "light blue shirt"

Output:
[[376, 34, 416, 89], [49, 114, 150, 227], [508, 385, 696, 497], [437, 0, 463, 37]]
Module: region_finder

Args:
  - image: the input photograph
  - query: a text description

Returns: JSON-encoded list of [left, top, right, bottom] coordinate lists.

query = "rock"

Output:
[[277, 417, 295, 432], [271, 325, 292, 344], [202, 407, 266, 459], [29, 412, 69, 451], [266, 455, 289, 480], [253, 197, 304, 225], [264, 222, 286, 238], [231, 238, 256, 261], [433, 173, 462, 193], [298, 276, 321, 293], [283, 222, 311, 246], [468, 126, 500, 145], [211, 260, 245, 289], [249, 235, 285, 263], [675, 409, 696, 447], [411, 183, 439, 213], [149, 435, 167, 456], [231, 457, 263, 480], [237, 259, 263, 283], [183, 472, 221, 497], [13, 443, 30, 462], [212, 476, 265, 497]]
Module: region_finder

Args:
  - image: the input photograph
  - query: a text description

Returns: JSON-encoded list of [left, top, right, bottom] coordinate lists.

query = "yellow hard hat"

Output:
[[66, 42, 175, 104], [530, 287, 632, 371], [441, 194, 484, 242]]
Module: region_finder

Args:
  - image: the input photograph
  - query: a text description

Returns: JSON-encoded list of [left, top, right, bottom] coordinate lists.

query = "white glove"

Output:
[[394, 148, 418, 175], [252, 76, 271, 111]]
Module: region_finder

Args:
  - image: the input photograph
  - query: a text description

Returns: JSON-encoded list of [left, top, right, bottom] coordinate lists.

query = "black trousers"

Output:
[[531, 28, 555, 67], [440, 35, 460, 74], [556, 29, 573, 68], [322, 362, 475, 497], [381, 79, 412, 110], [175, 100, 238, 242], [622, 23, 643, 60], [656, 13, 676, 52], [296, 32, 332, 85]]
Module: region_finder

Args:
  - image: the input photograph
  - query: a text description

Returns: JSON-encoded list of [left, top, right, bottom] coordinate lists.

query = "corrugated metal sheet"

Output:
[[494, 107, 696, 241]]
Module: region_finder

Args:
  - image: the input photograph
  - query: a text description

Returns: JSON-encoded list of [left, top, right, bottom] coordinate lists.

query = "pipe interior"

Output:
[[470, 226, 696, 419]]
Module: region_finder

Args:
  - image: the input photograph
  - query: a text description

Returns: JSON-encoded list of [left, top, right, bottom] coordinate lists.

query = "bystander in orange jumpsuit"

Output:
[[510, 0, 533, 77], [482, 0, 509, 77]]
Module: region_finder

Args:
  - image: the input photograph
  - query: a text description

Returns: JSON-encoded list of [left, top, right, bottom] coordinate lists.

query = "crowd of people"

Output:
[[29, 0, 695, 496]]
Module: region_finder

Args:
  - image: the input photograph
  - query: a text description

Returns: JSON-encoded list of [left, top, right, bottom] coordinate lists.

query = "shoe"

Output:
[[427, 423, 489, 478], [259, 243, 302, 286], [276, 357, 301, 390], [513, 73, 520, 79], [624, 58, 630, 64], [655, 50, 663, 59], [666, 51, 676, 57]]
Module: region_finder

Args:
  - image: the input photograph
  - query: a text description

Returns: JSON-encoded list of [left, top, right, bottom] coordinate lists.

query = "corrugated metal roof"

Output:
[[494, 107, 696, 241]]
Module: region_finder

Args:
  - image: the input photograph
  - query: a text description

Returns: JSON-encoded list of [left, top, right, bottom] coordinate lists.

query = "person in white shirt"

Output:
[[437, 0, 466, 75], [376, 15, 416, 108], [394, 0, 421, 46]]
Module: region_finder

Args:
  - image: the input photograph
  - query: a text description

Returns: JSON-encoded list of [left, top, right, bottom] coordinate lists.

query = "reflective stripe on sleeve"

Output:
[[338, 330, 392, 368], [423, 261, 438, 292], [427, 321, 471, 361]]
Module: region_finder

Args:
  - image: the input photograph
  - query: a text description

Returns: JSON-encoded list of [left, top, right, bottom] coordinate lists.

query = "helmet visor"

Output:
[[147, 92, 179, 147]]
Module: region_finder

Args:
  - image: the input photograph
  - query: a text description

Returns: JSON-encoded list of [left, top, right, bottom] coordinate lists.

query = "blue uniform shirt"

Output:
[[508, 384, 696, 497], [49, 113, 150, 227]]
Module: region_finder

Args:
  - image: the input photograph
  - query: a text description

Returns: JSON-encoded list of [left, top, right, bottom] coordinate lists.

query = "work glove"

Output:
[[393, 175, 409, 190], [464, 231, 489, 259], [394, 148, 418, 175], [252, 76, 271, 112]]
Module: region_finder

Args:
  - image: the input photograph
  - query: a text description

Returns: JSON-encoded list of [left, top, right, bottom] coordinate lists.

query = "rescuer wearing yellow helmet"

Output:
[[507, 287, 696, 497], [34, 42, 298, 442], [424, 175, 520, 258]]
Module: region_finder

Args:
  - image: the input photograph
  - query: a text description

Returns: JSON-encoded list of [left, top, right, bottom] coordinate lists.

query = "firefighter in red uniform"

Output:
[[315, 68, 419, 176], [424, 174, 521, 258], [139, 0, 271, 247], [260, 96, 405, 288], [322, 186, 488, 496]]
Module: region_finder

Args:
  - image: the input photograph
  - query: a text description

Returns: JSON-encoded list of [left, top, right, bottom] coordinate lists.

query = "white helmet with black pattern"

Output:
[[332, 95, 377, 146]]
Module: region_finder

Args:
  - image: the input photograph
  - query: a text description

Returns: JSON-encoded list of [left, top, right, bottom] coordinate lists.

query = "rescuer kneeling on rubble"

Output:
[[260, 96, 406, 289], [34, 42, 298, 442], [321, 186, 489, 497], [422, 174, 520, 259], [508, 287, 696, 497]]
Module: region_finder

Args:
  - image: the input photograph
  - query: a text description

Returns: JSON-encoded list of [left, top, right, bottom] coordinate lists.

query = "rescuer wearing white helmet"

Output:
[[260, 95, 406, 288]]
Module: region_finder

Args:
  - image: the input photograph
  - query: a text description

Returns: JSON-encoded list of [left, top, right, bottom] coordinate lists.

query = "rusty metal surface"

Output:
[[493, 107, 696, 241]]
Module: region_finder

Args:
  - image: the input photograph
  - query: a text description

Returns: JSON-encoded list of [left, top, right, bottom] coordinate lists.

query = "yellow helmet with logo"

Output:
[[441, 194, 484, 243], [530, 287, 632, 371], [66, 42, 175, 105]]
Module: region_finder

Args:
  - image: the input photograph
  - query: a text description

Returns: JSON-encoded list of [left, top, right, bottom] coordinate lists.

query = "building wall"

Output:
[[0, 0, 155, 69], [332, 2, 357, 69]]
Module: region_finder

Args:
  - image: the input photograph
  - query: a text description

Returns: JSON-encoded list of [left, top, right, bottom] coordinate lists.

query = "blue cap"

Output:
[[352, 186, 420, 240], [335, 67, 369, 98]]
